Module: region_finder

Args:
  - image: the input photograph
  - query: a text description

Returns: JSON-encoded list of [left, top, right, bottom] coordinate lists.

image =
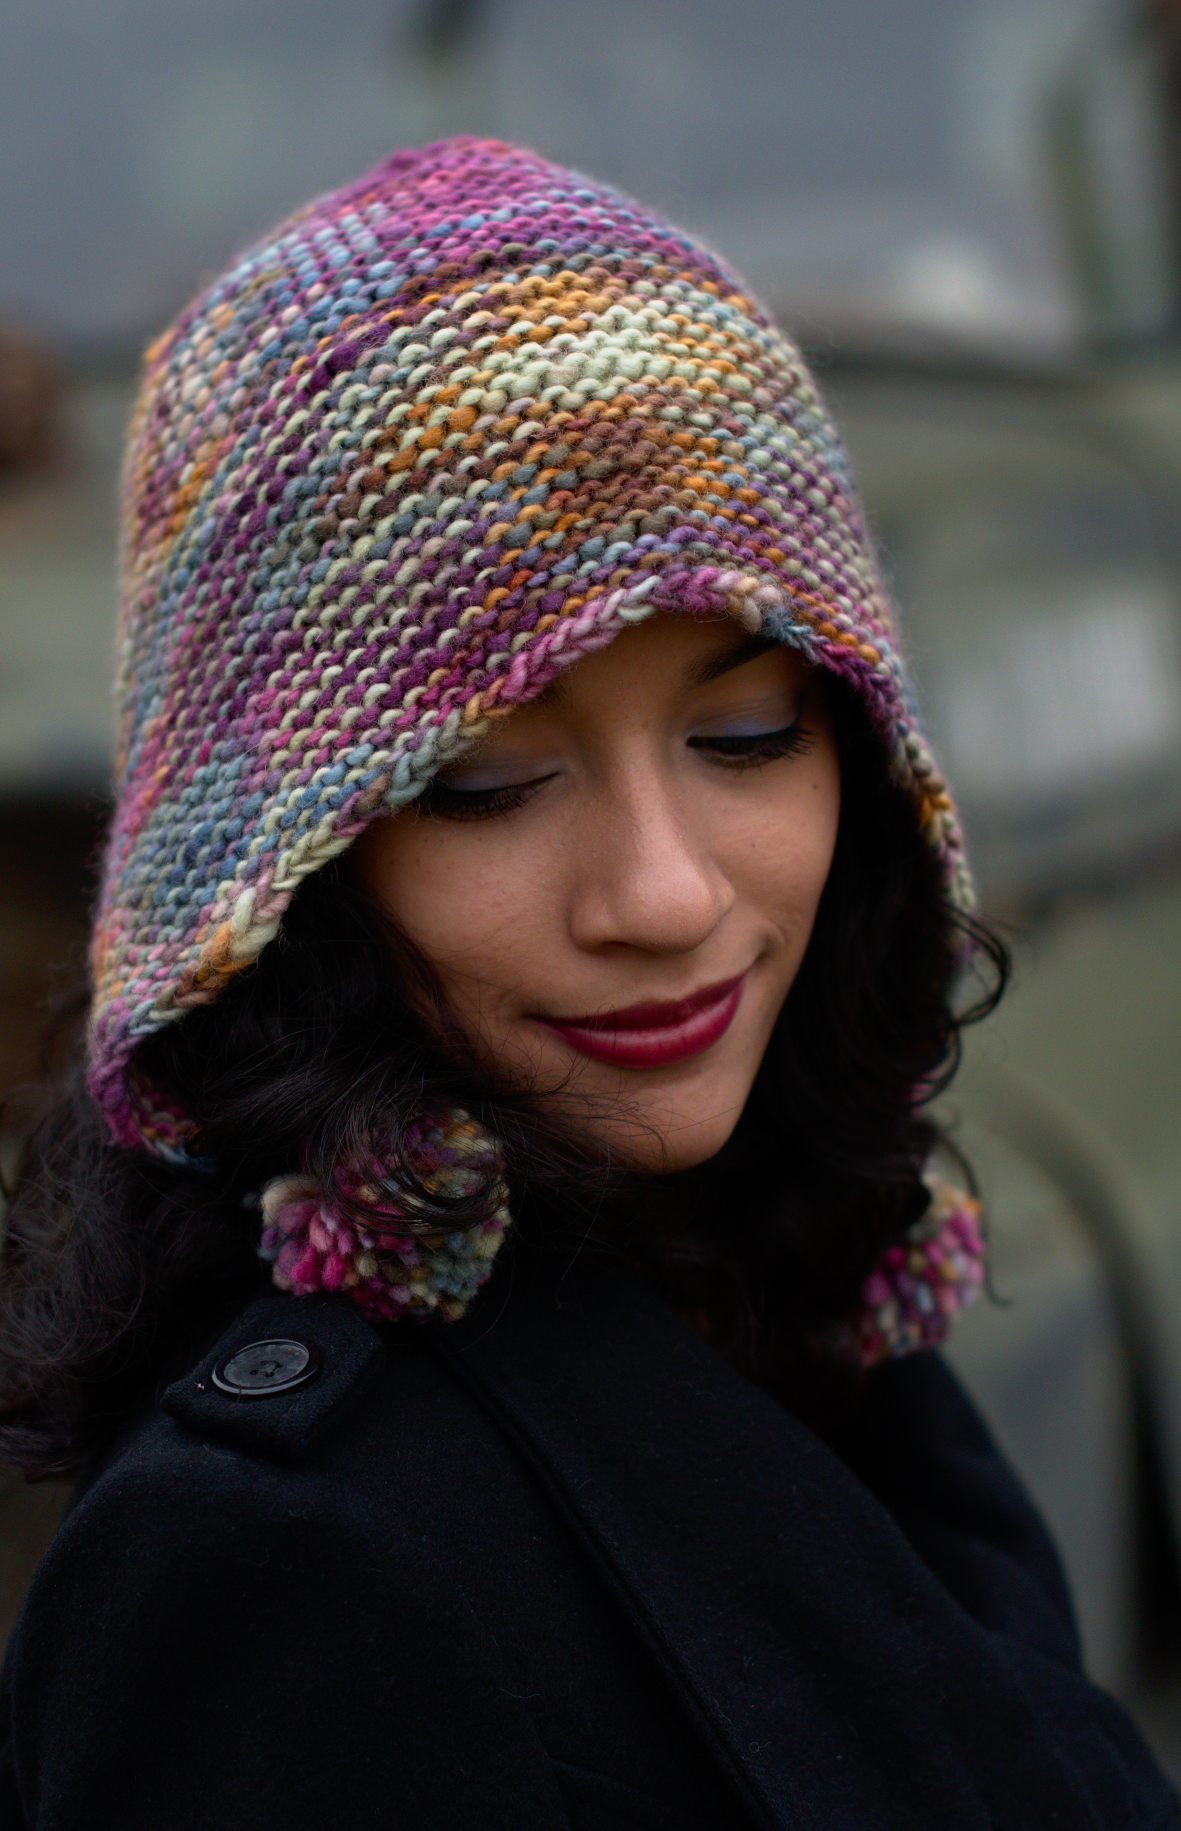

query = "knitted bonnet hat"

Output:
[[89, 136, 969, 1163]]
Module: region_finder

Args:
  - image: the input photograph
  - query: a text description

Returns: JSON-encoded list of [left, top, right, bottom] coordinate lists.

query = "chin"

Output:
[[595, 1099, 746, 1175], [522, 1041, 759, 1174]]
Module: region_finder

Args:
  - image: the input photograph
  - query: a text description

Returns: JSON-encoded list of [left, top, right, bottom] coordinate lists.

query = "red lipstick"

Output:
[[539, 974, 746, 1069]]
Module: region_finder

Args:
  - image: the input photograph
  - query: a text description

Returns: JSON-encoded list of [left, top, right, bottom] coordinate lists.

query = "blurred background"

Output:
[[3, 0, 1181, 1769]]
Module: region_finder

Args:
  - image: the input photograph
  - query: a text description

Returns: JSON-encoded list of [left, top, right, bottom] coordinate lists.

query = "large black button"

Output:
[[211, 1338, 322, 1398]]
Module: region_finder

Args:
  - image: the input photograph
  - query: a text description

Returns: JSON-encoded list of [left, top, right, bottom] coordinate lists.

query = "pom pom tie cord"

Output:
[[258, 1115, 984, 1364]]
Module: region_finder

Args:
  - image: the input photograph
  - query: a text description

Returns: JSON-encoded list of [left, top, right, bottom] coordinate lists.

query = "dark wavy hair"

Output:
[[0, 682, 1006, 1477]]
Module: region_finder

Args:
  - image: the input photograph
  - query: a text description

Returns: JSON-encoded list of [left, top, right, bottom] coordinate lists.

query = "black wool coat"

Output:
[[1, 1251, 1178, 1831]]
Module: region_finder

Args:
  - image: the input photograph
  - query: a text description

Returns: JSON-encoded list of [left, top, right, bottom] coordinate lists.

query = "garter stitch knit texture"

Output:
[[89, 135, 970, 1158]]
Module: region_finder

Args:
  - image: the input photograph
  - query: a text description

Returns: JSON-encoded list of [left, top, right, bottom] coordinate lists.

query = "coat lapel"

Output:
[[438, 1253, 1133, 1831]]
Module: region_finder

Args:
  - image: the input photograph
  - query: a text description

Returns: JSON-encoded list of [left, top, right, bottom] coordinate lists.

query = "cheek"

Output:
[[356, 818, 564, 998], [721, 751, 841, 942]]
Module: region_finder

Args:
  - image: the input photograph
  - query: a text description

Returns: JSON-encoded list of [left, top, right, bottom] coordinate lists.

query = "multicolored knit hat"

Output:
[[89, 136, 969, 1160]]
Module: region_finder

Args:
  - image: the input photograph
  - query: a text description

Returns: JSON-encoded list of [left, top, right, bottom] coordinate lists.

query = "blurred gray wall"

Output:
[[2, 0, 1165, 358]]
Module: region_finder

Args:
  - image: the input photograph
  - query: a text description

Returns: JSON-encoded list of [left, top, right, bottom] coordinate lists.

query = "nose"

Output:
[[567, 774, 735, 957]]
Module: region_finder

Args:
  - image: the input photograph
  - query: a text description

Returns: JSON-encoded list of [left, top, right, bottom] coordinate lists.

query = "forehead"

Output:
[[530, 612, 808, 713]]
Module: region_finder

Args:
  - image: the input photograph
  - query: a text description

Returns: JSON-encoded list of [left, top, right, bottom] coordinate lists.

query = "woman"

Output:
[[0, 137, 1176, 1829]]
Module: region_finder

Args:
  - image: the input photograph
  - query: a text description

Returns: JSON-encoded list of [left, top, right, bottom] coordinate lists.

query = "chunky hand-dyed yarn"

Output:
[[852, 1179, 986, 1367], [259, 1121, 982, 1340], [258, 1109, 510, 1323], [87, 135, 969, 1157]]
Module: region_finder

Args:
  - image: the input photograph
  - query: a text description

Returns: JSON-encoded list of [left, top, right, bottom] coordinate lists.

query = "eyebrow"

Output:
[[687, 631, 779, 688]]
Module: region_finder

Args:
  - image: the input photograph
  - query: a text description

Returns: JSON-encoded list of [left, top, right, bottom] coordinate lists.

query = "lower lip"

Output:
[[540, 978, 746, 1069]]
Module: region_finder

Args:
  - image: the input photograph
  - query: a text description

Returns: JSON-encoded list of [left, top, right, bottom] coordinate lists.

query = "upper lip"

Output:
[[541, 974, 746, 1033]]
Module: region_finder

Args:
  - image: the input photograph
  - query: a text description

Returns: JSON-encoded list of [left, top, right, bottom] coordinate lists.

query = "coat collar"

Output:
[[437, 1251, 1121, 1831]]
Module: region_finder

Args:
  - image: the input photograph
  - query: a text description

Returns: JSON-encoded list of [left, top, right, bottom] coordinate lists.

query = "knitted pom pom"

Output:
[[851, 1178, 985, 1368], [257, 1109, 511, 1323]]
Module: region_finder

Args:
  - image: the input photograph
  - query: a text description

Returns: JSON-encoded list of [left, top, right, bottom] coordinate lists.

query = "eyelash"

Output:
[[418, 717, 814, 821], [688, 716, 814, 771], [418, 779, 551, 821]]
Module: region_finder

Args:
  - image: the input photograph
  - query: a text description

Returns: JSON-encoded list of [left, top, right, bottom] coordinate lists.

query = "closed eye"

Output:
[[416, 772, 558, 821], [688, 716, 815, 770], [416, 704, 816, 821]]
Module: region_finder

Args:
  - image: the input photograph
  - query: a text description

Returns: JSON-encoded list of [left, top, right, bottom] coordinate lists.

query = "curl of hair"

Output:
[[0, 685, 1007, 1476]]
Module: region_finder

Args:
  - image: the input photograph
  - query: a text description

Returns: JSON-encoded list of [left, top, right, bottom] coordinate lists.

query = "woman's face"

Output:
[[356, 612, 841, 1171]]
